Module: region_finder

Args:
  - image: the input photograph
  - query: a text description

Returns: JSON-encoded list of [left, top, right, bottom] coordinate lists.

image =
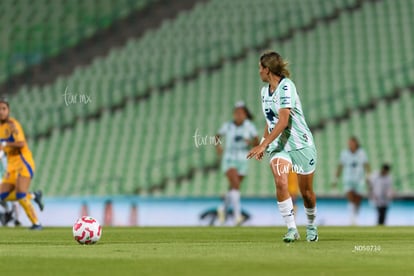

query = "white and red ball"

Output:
[[72, 216, 102, 245]]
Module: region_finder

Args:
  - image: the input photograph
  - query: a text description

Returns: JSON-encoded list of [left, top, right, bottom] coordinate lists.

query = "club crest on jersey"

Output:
[[234, 135, 244, 142]]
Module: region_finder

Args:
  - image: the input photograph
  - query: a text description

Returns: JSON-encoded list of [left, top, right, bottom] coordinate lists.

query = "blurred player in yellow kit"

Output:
[[0, 97, 44, 229], [288, 171, 299, 214]]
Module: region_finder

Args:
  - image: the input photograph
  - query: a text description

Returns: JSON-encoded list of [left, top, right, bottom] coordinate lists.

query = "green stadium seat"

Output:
[[4, 0, 413, 197], [0, 0, 156, 79]]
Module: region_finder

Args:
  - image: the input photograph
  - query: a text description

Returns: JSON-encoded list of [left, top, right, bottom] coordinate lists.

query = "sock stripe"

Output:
[[0, 192, 10, 201], [16, 192, 27, 200]]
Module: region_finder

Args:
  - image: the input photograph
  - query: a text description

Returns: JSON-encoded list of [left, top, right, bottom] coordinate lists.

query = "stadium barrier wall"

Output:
[[6, 196, 414, 227]]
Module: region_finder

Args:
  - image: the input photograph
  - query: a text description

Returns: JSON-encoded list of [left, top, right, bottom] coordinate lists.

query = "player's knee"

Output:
[[302, 190, 315, 203], [274, 176, 289, 193]]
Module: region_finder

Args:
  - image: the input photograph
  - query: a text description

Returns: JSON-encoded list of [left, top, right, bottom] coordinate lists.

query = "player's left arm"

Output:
[[364, 163, 371, 175], [249, 136, 260, 147], [362, 149, 370, 174], [245, 136, 260, 148], [2, 141, 24, 149], [363, 150, 371, 177]]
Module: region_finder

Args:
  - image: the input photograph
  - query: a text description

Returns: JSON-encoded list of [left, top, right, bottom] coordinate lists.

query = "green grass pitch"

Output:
[[0, 227, 413, 276]]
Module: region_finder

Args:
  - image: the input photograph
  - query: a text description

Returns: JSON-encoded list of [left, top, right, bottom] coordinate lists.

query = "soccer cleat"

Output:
[[14, 220, 21, 227], [306, 225, 318, 242], [33, 190, 44, 211], [0, 213, 5, 226], [3, 211, 13, 225], [29, 224, 43, 230], [235, 216, 244, 226], [283, 228, 300, 243]]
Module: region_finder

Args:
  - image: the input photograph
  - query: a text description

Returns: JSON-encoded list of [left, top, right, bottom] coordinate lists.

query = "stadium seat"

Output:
[[0, 0, 155, 81], [7, 0, 414, 196]]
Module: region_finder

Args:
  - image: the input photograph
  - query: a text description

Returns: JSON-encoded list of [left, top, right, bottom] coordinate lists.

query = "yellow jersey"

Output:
[[0, 117, 35, 181]]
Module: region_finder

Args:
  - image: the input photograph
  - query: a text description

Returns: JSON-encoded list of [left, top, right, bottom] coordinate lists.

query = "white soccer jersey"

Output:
[[218, 120, 257, 160], [340, 148, 368, 184], [261, 77, 314, 152]]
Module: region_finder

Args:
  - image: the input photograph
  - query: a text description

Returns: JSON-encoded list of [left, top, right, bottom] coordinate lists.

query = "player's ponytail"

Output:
[[234, 101, 254, 121], [243, 106, 254, 121], [260, 50, 290, 78]]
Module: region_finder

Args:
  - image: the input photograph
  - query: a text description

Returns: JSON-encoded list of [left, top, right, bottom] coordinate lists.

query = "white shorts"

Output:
[[343, 180, 365, 195], [269, 146, 317, 175], [221, 158, 248, 176]]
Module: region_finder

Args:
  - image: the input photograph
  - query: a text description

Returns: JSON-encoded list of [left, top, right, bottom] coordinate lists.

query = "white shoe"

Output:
[[235, 216, 244, 226]]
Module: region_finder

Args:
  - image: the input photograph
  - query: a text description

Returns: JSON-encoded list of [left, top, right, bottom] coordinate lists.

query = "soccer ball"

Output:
[[72, 216, 102, 245]]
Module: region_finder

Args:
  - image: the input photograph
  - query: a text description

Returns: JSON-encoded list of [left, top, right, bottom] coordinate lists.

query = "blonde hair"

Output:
[[260, 50, 290, 78]]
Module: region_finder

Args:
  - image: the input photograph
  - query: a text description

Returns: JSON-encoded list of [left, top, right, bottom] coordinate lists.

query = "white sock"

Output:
[[348, 202, 358, 225], [277, 197, 296, 229], [305, 207, 317, 226], [220, 192, 231, 212], [12, 202, 19, 220], [353, 204, 359, 216], [229, 189, 241, 220]]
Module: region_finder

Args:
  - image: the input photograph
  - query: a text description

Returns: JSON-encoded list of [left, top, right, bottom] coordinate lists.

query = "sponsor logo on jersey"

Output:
[[280, 96, 291, 105]]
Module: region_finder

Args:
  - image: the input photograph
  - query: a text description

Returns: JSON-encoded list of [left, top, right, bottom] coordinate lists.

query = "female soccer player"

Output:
[[216, 101, 259, 225], [334, 136, 370, 225], [247, 51, 318, 242], [0, 97, 43, 229]]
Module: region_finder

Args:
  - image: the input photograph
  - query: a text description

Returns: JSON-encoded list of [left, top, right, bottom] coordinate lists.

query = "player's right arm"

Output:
[[215, 122, 227, 157], [363, 155, 371, 179], [254, 123, 269, 160]]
